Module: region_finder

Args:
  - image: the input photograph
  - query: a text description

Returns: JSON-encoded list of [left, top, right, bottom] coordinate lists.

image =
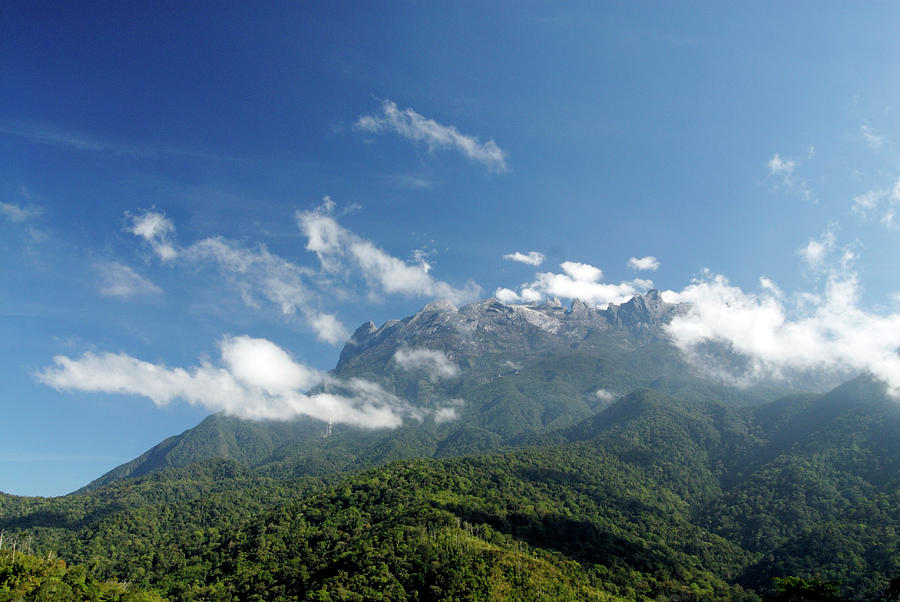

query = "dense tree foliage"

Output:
[[2, 376, 899, 600], [0, 549, 162, 601]]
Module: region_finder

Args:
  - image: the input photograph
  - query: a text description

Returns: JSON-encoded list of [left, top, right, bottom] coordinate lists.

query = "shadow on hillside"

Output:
[[439, 502, 678, 576]]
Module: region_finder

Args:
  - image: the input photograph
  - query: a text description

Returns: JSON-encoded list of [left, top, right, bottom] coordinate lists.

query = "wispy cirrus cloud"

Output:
[[503, 251, 545, 266], [0, 201, 42, 223], [355, 99, 508, 172], [0, 119, 239, 163], [97, 262, 162, 298], [297, 203, 482, 305], [852, 176, 900, 228], [860, 124, 885, 150], [125, 201, 479, 345], [767, 152, 814, 202], [38, 335, 455, 426]]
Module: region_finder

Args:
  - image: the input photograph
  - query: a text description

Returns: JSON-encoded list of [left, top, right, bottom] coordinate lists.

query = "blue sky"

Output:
[[4, 2, 900, 495]]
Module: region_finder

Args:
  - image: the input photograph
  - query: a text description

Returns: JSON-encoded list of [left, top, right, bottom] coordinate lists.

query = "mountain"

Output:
[[83, 292, 783, 490], [6, 293, 898, 599], [4, 375, 899, 600]]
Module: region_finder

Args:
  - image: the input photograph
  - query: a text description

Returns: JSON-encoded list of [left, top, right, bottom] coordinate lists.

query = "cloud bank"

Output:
[[38, 335, 453, 427], [355, 100, 508, 172], [663, 269, 900, 395]]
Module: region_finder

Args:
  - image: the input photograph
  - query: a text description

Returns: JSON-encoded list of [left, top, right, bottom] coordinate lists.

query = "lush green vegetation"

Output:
[[0, 548, 163, 601], [3, 376, 900, 600]]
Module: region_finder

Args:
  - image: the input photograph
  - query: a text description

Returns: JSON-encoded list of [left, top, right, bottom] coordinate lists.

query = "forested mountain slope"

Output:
[[83, 294, 789, 492], [3, 376, 899, 600]]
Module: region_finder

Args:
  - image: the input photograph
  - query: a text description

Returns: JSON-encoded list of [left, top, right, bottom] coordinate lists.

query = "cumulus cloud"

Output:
[[393, 348, 459, 381], [129, 210, 178, 261], [97, 262, 162, 298], [495, 260, 652, 308], [355, 99, 508, 172], [504, 251, 545, 266], [297, 205, 482, 305], [663, 267, 900, 395], [0, 201, 41, 223], [627, 256, 660, 272], [37, 335, 448, 426]]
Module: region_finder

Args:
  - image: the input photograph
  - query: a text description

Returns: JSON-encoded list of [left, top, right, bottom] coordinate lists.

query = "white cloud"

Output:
[[0, 201, 41, 223], [434, 406, 460, 424], [393, 348, 459, 381], [129, 210, 178, 261], [798, 225, 836, 270], [186, 237, 313, 315], [853, 188, 885, 214], [355, 99, 508, 172], [504, 251, 545, 266], [851, 177, 900, 227], [663, 268, 900, 396], [627, 256, 660, 272], [310, 312, 350, 345], [126, 209, 350, 345], [495, 260, 652, 308], [767, 153, 795, 175], [297, 205, 482, 305], [861, 124, 884, 150], [595, 389, 616, 402], [767, 152, 814, 202], [97, 262, 162, 298], [37, 335, 444, 426]]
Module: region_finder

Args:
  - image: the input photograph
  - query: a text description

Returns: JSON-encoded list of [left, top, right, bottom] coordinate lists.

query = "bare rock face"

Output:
[[600, 289, 689, 335], [336, 291, 688, 372]]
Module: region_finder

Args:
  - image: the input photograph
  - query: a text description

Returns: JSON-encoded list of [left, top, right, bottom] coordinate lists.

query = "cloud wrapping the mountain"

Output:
[[355, 100, 507, 172], [297, 206, 482, 305], [393, 348, 459, 381], [663, 270, 900, 394], [496, 260, 652, 308], [503, 251, 544, 266], [38, 336, 446, 426]]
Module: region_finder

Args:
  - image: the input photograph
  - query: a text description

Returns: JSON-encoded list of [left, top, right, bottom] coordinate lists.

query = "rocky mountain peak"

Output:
[[336, 291, 686, 371]]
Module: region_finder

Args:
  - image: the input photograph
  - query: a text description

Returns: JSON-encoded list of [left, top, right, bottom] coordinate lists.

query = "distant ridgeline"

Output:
[[2, 294, 899, 600]]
